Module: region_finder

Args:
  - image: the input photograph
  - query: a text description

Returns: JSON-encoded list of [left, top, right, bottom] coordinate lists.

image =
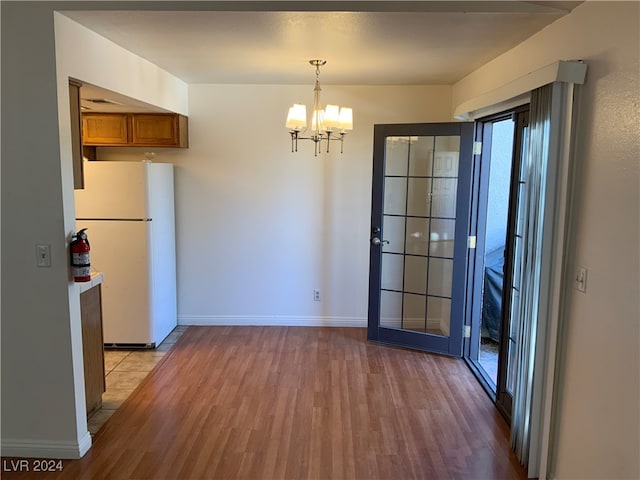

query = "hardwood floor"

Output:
[[2, 327, 527, 479]]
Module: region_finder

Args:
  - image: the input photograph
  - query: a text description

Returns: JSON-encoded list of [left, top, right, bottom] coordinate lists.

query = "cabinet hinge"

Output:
[[473, 141, 482, 155], [464, 325, 471, 338], [468, 236, 477, 249]]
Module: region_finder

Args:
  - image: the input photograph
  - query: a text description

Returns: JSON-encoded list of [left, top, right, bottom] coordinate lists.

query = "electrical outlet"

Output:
[[574, 266, 588, 293], [313, 289, 320, 302]]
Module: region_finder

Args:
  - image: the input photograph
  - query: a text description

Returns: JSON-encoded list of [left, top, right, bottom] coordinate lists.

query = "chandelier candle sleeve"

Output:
[[338, 107, 353, 131], [324, 105, 340, 130], [286, 104, 307, 130], [286, 59, 353, 155]]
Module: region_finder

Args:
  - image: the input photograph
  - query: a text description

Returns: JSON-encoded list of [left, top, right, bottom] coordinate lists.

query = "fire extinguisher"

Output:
[[71, 228, 91, 282]]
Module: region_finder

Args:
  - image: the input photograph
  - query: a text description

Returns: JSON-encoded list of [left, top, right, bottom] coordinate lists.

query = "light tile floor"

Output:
[[87, 326, 188, 435]]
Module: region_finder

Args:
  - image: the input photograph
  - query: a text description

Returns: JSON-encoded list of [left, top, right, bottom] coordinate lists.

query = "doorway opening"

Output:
[[466, 106, 529, 421]]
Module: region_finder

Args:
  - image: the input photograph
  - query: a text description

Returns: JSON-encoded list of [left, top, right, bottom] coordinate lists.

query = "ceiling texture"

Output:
[[62, 1, 582, 110]]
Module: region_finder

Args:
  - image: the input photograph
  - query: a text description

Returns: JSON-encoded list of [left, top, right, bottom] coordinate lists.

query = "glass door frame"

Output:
[[367, 122, 474, 357], [464, 105, 529, 421]]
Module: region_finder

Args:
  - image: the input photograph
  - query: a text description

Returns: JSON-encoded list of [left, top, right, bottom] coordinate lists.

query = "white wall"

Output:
[[453, 2, 640, 478], [1, 5, 187, 458], [99, 84, 453, 325], [1, 3, 84, 458]]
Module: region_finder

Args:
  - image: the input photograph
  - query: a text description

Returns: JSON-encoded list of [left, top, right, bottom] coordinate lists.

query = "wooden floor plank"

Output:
[[1, 326, 527, 479]]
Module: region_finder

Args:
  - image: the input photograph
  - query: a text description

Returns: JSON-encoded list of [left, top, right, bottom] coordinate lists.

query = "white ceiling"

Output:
[[62, 2, 581, 109]]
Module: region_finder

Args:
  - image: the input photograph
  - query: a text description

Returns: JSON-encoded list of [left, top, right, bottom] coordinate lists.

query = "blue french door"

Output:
[[367, 122, 474, 356]]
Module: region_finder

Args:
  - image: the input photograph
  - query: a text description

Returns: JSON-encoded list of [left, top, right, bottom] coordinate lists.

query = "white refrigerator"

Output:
[[75, 160, 177, 348]]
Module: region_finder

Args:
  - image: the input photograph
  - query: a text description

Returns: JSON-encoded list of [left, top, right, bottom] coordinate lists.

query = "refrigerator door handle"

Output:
[[76, 218, 152, 222]]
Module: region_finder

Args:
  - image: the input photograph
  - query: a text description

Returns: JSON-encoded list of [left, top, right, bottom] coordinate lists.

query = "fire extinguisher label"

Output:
[[72, 252, 90, 265], [73, 265, 91, 277], [72, 252, 91, 281]]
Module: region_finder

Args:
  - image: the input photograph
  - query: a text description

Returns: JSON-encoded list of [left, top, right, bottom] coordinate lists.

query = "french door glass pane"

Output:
[[429, 218, 456, 257], [404, 293, 426, 332], [405, 217, 430, 256], [409, 136, 434, 176], [428, 258, 453, 298], [382, 215, 405, 254], [431, 178, 458, 218], [407, 178, 432, 217], [385, 139, 410, 176], [383, 178, 407, 215], [381, 253, 404, 291], [404, 256, 428, 294], [428, 296, 451, 336], [380, 290, 402, 328]]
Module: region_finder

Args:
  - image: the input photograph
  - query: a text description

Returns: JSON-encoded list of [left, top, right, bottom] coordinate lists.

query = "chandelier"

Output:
[[286, 60, 353, 156]]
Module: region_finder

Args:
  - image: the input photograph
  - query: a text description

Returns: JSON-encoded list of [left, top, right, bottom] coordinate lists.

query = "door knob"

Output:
[[371, 237, 389, 246]]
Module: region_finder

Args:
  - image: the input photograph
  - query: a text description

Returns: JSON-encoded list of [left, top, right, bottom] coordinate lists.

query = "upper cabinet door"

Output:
[[83, 113, 129, 145], [130, 114, 186, 147]]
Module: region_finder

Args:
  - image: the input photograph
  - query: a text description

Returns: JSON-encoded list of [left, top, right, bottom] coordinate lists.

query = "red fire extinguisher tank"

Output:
[[71, 228, 91, 282]]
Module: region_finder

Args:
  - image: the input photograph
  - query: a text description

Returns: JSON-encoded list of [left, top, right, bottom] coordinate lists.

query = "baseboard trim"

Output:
[[178, 315, 367, 327], [1, 431, 92, 459]]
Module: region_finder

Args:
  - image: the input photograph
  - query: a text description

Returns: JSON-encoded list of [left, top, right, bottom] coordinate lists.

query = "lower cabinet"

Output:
[[80, 285, 106, 417]]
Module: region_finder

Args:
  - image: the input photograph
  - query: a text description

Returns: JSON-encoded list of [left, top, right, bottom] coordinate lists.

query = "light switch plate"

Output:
[[575, 266, 587, 293], [36, 244, 51, 267]]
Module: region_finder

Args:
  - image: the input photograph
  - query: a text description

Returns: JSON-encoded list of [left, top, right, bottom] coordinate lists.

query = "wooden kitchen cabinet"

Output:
[[82, 113, 129, 145], [130, 113, 188, 147], [80, 284, 106, 417], [82, 113, 188, 148]]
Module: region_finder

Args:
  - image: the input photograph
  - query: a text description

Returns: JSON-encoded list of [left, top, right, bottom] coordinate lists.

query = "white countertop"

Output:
[[78, 272, 104, 293]]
